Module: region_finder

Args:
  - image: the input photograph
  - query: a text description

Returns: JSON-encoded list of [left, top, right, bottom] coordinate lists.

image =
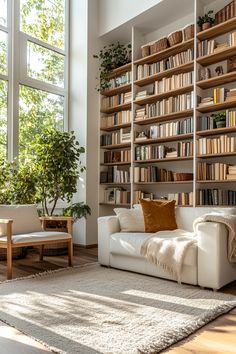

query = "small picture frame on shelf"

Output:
[[215, 65, 224, 76], [198, 67, 211, 81], [227, 56, 236, 73]]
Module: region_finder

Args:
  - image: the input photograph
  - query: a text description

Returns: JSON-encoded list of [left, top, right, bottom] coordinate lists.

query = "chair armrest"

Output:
[[0, 219, 13, 243], [196, 221, 236, 289], [97, 216, 120, 266], [40, 216, 73, 236]]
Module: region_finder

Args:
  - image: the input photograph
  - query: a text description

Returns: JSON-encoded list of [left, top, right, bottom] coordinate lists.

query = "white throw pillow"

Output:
[[114, 208, 145, 232]]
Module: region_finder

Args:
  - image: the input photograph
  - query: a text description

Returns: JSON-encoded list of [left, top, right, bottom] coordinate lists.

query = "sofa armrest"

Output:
[[98, 216, 120, 266], [196, 221, 236, 289]]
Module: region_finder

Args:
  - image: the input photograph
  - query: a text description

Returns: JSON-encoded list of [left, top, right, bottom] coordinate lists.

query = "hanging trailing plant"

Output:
[[93, 42, 132, 92]]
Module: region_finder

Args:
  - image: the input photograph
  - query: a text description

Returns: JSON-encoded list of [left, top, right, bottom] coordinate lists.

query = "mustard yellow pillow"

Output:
[[140, 199, 177, 232]]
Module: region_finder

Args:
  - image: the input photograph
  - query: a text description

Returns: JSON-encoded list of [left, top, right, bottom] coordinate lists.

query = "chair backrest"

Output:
[[176, 207, 236, 232], [0, 205, 42, 236]]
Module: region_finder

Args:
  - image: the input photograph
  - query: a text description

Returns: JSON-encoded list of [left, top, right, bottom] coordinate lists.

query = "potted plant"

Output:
[[212, 112, 226, 128], [198, 10, 215, 31], [93, 42, 132, 92]]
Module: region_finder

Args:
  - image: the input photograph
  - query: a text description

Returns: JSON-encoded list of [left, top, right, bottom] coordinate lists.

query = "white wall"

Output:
[[98, 0, 163, 36]]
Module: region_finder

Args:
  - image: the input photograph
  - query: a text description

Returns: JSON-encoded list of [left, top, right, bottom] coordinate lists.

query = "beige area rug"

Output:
[[0, 264, 235, 354]]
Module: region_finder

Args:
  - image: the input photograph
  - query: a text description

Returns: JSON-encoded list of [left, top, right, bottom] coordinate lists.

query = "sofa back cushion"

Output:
[[0, 204, 42, 236], [114, 208, 145, 232]]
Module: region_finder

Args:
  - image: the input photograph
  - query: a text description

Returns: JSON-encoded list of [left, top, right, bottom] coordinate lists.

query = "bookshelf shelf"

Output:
[[99, 203, 131, 207], [100, 143, 131, 150], [134, 39, 194, 65], [107, 63, 132, 79], [100, 102, 131, 114], [100, 183, 131, 186], [197, 127, 236, 136], [196, 205, 236, 207], [100, 83, 132, 97], [197, 99, 236, 113], [134, 61, 194, 87], [197, 46, 236, 66], [134, 133, 193, 145], [134, 109, 194, 125], [197, 72, 236, 89], [197, 180, 236, 183], [134, 156, 193, 164], [100, 123, 131, 132], [134, 181, 193, 185], [101, 162, 131, 166], [197, 17, 236, 41], [197, 152, 236, 158], [134, 85, 193, 106]]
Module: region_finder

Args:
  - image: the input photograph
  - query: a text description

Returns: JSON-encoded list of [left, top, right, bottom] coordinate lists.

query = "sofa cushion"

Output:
[[110, 229, 197, 267], [114, 207, 145, 232], [0, 231, 70, 244], [0, 204, 42, 236]]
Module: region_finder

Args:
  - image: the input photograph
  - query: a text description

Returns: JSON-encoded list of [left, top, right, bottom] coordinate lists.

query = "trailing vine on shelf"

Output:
[[93, 42, 132, 92]]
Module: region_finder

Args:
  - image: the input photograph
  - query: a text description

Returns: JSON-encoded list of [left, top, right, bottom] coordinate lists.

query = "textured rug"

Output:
[[0, 264, 235, 354]]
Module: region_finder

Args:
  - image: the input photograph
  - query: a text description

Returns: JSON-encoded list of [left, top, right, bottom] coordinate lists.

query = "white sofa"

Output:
[[98, 207, 236, 290]]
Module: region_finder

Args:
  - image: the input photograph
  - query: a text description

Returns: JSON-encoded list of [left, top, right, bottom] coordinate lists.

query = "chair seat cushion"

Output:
[[0, 231, 71, 244], [110, 229, 197, 267]]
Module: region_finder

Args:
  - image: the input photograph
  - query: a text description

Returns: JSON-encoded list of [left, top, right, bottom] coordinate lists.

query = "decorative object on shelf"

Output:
[[227, 56, 236, 72], [172, 172, 194, 181], [168, 30, 183, 46], [183, 24, 194, 41], [197, 10, 215, 31], [150, 37, 169, 54], [215, 65, 224, 76], [198, 67, 211, 81], [141, 44, 150, 58], [93, 42, 132, 92], [136, 131, 149, 141], [212, 112, 227, 128]]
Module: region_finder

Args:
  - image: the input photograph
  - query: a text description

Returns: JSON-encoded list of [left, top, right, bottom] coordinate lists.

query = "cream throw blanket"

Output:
[[140, 214, 236, 282], [193, 213, 236, 263], [140, 229, 197, 282]]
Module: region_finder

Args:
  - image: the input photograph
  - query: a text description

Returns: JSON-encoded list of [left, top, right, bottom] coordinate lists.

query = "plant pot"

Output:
[[216, 121, 226, 128], [202, 23, 211, 31]]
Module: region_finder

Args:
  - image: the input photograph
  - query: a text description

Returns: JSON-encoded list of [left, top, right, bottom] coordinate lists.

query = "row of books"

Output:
[[135, 141, 193, 161], [135, 117, 193, 141], [101, 92, 132, 109], [100, 166, 130, 184], [197, 135, 236, 155], [197, 39, 216, 57], [197, 111, 236, 131], [101, 110, 132, 129], [168, 192, 193, 206], [103, 150, 131, 164], [104, 188, 131, 205], [107, 71, 131, 90], [197, 162, 229, 181], [133, 191, 154, 204], [100, 128, 131, 146], [134, 166, 179, 183], [135, 92, 194, 120], [198, 88, 236, 107], [197, 189, 236, 206], [229, 31, 236, 47], [153, 71, 193, 94], [136, 49, 194, 80], [215, 1, 236, 24]]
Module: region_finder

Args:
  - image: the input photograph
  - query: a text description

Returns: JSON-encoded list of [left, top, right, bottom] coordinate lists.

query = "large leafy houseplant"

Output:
[[93, 42, 132, 91]]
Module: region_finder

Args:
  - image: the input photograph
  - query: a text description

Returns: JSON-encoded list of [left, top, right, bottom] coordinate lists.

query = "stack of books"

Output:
[[166, 150, 178, 158], [135, 107, 147, 120], [225, 88, 236, 102], [124, 92, 132, 103], [135, 90, 149, 100], [120, 128, 131, 143], [100, 128, 131, 146], [227, 165, 236, 180], [214, 42, 229, 52], [198, 97, 214, 107]]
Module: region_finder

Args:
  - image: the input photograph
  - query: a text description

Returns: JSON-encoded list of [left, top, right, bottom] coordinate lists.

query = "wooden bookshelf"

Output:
[[197, 152, 236, 158], [197, 72, 236, 89], [197, 17, 236, 41], [134, 181, 193, 185], [101, 123, 131, 132], [100, 142, 131, 150], [197, 46, 236, 66], [100, 83, 132, 97], [197, 126, 236, 136], [101, 183, 131, 186], [134, 133, 193, 145], [100, 102, 131, 114], [101, 161, 131, 166], [134, 109, 194, 125], [134, 38, 194, 65], [197, 100, 236, 113], [134, 61, 194, 87], [107, 63, 132, 79], [134, 156, 193, 164], [134, 85, 193, 106], [197, 180, 236, 183]]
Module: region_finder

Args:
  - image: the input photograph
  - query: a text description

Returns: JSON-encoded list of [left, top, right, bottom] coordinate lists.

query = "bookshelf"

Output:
[[99, 0, 236, 214]]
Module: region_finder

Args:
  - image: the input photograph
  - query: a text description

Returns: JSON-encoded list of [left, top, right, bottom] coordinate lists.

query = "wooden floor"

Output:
[[0, 247, 235, 354]]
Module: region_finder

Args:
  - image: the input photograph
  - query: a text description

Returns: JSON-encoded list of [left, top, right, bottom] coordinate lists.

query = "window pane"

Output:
[[0, 30, 7, 75], [0, 0, 7, 27], [19, 85, 64, 161], [0, 80, 7, 161], [27, 41, 64, 87], [20, 0, 65, 50]]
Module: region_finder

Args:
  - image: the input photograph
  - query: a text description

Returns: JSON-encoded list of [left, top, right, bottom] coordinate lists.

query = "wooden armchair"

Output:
[[0, 205, 73, 280]]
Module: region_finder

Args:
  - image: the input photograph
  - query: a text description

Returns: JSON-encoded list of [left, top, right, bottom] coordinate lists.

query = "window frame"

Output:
[[5, 0, 69, 160]]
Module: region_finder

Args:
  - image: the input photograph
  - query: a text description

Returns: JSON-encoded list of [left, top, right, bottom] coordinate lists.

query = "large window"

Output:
[[0, 0, 68, 161]]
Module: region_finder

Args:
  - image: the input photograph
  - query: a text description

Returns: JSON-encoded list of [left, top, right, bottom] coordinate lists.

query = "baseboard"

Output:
[[74, 244, 98, 249]]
